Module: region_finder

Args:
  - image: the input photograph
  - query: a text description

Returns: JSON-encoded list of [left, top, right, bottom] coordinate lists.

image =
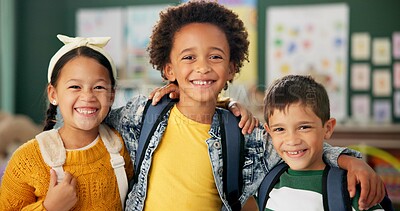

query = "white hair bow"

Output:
[[47, 34, 117, 82]]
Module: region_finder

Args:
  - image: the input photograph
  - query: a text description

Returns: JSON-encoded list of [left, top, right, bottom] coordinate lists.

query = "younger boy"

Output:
[[263, 74, 384, 210]]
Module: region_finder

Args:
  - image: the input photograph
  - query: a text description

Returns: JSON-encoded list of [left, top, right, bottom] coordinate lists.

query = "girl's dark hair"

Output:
[[43, 46, 115, 131], [148, 0, 249, 80], [263, 75, 331, 125]]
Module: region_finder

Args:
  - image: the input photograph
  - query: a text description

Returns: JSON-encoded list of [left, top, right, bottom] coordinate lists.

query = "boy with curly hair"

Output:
[[106, 1, 385, 210]]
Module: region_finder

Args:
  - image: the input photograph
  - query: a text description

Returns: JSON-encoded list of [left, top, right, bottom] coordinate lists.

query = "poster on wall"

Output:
[[351, 95, 370, 124], [77, 5, 169, 86], [351, 63, 370, 90], [76, 7, 125, 73], [266, 4, 349, 121], [373, 100, 392, 123], [394, 62, 400, 89], [351, 32, 370, 60], [125, 5, 168, 84], [373, 69, 391, 97], [392, 32, 400, 59], [372, 38, 391, 66], [395, 91, 400, 118]]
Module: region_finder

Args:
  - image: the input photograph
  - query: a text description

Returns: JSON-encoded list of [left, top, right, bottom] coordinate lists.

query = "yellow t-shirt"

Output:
[[144, 106, 222, 210]]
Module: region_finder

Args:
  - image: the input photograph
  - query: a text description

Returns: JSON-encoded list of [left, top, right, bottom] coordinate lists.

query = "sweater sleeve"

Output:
[[0, 140, 49, 211]]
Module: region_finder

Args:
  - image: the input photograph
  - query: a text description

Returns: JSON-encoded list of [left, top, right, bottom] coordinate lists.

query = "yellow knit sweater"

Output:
[[0, 133, 133, 210]]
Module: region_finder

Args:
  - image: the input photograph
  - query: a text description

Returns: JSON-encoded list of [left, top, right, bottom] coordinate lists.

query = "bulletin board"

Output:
[[257, 0, 400, 124]]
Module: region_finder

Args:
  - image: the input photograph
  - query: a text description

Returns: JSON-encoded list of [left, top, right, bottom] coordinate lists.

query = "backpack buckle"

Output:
[[111, 155, 125, 168]]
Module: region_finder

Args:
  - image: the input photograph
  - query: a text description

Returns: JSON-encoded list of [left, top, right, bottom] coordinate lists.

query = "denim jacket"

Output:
[[105, 95, 361, 211]]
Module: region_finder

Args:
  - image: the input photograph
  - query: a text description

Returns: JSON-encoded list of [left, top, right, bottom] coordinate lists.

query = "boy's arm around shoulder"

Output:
[[239, 125, 269, 202], [322, 142, 362, 167], [323, 143, 386, 210], [105, 95, 148, 136], [256, 126, 283, 172]]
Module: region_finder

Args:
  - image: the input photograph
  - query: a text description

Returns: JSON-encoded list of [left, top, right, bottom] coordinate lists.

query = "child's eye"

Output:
[[299, 125, 312, 130], [68, 85, 80, 89], [210, 55, 223, 60], [273, 127, 284, 132], [182, 55, 194, 60], [94, 86, 107, 90]]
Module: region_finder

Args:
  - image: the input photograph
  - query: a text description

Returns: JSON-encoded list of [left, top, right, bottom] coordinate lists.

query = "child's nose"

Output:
[[284, 132, 302, 145], [195, 60, 211, 74], [81, 89, 96, 101]]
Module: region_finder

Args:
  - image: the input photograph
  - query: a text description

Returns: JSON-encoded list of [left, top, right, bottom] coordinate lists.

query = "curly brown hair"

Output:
[[147, 0, 249, 80]]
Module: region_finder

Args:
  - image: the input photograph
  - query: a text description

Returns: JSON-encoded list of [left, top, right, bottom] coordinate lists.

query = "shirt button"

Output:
[[213, 141, 221, 149]]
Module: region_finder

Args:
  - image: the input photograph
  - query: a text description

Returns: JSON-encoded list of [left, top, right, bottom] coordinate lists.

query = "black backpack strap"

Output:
[[324, 165, 395, 211], [216, 108, 244, 211], [257, 162, 289, 210], [133, 95, 177, 183], [322, 165, 351, 211], [380, 190, 395, 211]]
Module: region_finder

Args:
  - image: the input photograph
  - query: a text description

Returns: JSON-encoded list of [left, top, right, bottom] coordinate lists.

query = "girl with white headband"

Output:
[[0, 34, 133, 210]]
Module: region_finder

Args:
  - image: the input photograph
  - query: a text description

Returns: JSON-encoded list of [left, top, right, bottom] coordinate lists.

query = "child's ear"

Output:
[[324, 118, 336, 140], [163, 64, 176, 82], [228, 63, 236, 81], [263, 123, 271, 133], [109, 89, 116, 104], [47, 84, 57, 105]]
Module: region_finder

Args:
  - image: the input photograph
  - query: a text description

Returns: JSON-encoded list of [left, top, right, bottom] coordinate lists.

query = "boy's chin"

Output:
[[284, 159, 326, 171]]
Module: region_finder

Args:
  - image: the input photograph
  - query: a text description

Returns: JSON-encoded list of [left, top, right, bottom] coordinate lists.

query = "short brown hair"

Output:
[[264, 75, 330, 125]]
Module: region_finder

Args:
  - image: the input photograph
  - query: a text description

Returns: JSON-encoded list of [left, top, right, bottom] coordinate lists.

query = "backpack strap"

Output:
[[131, 96, 244, 210], [37, 125, 128, 209], [216, 108, 244, 211], [322, 165, 351, 211], [323, 165, 395, 211], [98, 124, 127, 209], [36, 129, 66, 183], [134, 95, 177, 183], [380, 190, 395, 211], [257, 162, 289, 210]]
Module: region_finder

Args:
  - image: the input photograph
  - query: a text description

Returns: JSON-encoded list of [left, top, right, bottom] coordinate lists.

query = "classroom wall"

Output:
[[9, 0, 400, 206], [15, 0, 68, 124], [257, 0, 400, 123], [14, 0, 177, 124], [13, 0, 400, 125]]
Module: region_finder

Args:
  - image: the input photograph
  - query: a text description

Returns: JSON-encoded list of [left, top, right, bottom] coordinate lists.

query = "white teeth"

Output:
[[192, 80, 212, 85], [76, 108, 96, 114], [287, 150, 304, 155]]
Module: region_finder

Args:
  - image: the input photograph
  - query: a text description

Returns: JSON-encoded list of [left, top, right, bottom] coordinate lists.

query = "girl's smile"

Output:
[[48, 56, 115, 147]]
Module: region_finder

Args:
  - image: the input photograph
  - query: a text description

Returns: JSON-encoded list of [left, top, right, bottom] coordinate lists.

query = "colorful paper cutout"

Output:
[[351, 63, 370, 90], [351, 95, 370, 123], [373, 69, 391, 97], [372, 38, 391, 65], [373, 100, 392, 123], [393, 32, 400, 59], [351, 33, 370, 60]]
